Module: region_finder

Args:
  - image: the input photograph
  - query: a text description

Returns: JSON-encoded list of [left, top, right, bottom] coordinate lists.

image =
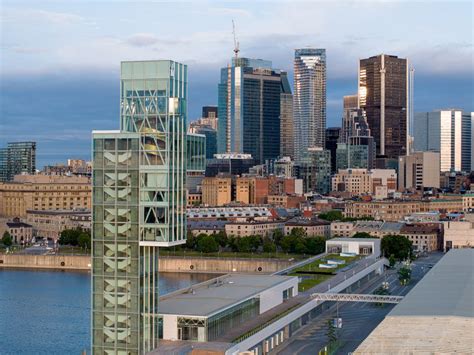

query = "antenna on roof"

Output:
[[232, 20, 239, 59]]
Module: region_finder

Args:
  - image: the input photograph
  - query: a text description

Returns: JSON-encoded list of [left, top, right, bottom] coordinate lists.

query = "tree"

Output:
[[398, 265, 412, 285], [213, 231, 228, 248], [389, 254, 396, 268], [352, 232, 377, 239], [236, 237, 252, 253], [272, 229, 284, 246], [58, 228, 82, 246], [186, 234, 197, 250], [294, 240, 307, 254], [381, 235, 413, 261], [78, 233, 91, 250], [262, 237, 276, 253], [326, 319, 337, 344], [318, 210, 343, 222], [289, 227, 307, 239], [196, 235, 219, 253], [2, 231, 13, 247], [304, 237, 326, 255], [280, 235, 293, 253]]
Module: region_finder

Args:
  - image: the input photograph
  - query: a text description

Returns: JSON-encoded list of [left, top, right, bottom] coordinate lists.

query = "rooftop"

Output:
[[158, 274, 295, 318], [327, 238, 380, 243]]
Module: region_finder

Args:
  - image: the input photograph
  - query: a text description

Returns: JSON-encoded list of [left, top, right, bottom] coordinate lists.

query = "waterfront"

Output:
[[0, 269, 216, 354]]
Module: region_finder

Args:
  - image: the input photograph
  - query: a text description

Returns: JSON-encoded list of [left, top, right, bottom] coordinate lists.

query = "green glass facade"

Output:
[[92, 60, 187, 354], [186, 133, 206, 172]]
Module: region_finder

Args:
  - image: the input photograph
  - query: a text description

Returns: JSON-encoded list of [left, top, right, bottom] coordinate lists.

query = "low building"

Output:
[[284, 218, 331, 238], [352, 221, 403, 238], [354, 249, 474, 354], [0, 174, 91, 218], [186, 191, 202, 207], [331, 168, 396, 197], [187, 206, 273, 220], [398, 151, 441, 190], [400, 223, 442, 252], [201, 176, 232, 206], [267, 195, 305, 209], [330, 221, 355, 237], [187, 220, 228, 236], [5, 218, 33, 244], [159, 274, 298, 342], [443, 221, 474, 251], [225, 220, 285, 237], [462, 193, 474, 212], [325, 238, 381, 258], [26, 209, 91, 241]]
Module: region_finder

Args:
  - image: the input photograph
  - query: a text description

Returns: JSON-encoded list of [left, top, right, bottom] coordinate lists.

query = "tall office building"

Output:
[[398, 151, 440, 190], [325, 127, 340, 173], [293, 48, 327, 163], [92, 60, 187, 354], [201, 106, 218, 128], [414, 110, 473, 172], [0, 141, 36, 182], [298, 147, 331, 194], [217, 57, 291, 164], [280, 88, 294, 159], [358, 54, 411, 159]]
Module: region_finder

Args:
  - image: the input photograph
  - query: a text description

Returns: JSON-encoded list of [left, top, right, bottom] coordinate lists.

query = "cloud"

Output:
[[12, 47, 50, 54], [2, 8, 86, 25], [125, 33, 160, 47]]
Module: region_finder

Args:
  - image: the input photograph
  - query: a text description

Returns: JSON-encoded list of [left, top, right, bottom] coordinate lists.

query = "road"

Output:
[[275, 252, 444, 355]]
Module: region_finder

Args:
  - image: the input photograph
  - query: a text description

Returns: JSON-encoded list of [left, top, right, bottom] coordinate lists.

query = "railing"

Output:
[[311, 293, 403, 304]]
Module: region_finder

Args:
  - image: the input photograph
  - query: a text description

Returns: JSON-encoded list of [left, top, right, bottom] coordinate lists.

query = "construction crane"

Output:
[[232, 20, 239, 59]]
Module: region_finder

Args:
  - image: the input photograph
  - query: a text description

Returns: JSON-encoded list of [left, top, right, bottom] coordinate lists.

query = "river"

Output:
[[0, 269, 217, 354]]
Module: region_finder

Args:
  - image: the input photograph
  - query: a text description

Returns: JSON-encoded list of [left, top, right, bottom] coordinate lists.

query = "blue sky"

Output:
[[1, 0, 473, 167]]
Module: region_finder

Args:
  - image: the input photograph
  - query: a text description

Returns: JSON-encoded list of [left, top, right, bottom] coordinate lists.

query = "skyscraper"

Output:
[[217, 58, 291, 164], [280, 85, 294, 159], [92, 60, 187, 354], [340, 95, 359, 144], [293, 48, 327, 163], [0, 141, 36, 182], [325, 127, 340, 173], [414, 109, 473, 172], [358, 54, 410, 159]]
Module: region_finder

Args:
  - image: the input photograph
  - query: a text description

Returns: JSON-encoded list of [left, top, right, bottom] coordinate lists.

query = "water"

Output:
[[0, 269, 216, 354]]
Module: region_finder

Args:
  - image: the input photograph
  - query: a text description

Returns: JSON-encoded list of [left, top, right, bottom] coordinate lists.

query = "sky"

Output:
[[0, 0, 473, 168]]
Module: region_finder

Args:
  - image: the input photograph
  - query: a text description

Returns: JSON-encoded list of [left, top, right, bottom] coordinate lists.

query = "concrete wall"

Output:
[[0, 254, 293, 273], [0, 254, 91, 270], [259, 278, 298, 314], [158, 256, 293, 274]]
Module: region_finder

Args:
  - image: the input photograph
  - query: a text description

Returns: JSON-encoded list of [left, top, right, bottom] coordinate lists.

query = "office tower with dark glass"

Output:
[[325, 127, 340, 173], [293, 48, 326, 163], [217, 57, 291, 164], [0, 141, 36, 182], [92, 60, 187, 354], [358, 54, 410, 159], [280, 83, 294, 159]]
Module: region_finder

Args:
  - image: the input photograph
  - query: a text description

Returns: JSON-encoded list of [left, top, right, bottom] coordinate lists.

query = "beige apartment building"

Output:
[[400, 223, 441, 252], [398, 151, 440, 190], [201, 176, 232, 206], [330, 221, 355, 237], [332, 169, 396, 197], [225, 220, 285, 237], [345, 198, 463, 221], [284, 218, 331, 238], [443, 221, 474, 251], [462, 194, 474, 211], [0, 175, 91, 218], [26, 209, 91, 241]]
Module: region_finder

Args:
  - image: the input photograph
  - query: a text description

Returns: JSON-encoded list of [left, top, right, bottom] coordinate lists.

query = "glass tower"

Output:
[[92, 60, 187, 354], [217, 57, 290, 164], [293, 48, 327, 163], [0, 141, 36, 182]]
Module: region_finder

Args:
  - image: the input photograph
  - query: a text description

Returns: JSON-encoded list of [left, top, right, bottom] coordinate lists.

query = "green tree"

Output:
[[326, 319, 337, 344], [304, 237, 326, 255], [389, 254, 396, 268], [58, 228, 82, 246], [78, 232, 91, 250], [272, 229, 284, 246], [318, 210, 343, 221], [196, 235, 219, 253], [294, 240, 307, 254], [236, 237, 252, 253], [2, 231, 13, 247], [185, 234, 197, 250], [213, 231, 228, 248], [289, 227, 307, 239], [262, 237, 276, 253], [381, 235, 413, 261], [352, 232, 377, 239], [280, 235, 293, 253], [398, 265, 412, 285]]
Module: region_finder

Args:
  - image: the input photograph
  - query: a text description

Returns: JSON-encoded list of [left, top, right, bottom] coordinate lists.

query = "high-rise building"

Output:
[[358, 54, 411, 159], [340, 94, 358, 144], [280, 89, 294, 159], [217, 57, 291, 164], [293, 48, 327, 163], [398, 151, 441, 190], [92, 60, 187, 354], [414, 110, 473, 172], [298, 147, 331, 194], [202, 106, 218, 127], [0, 141, 36, 182], [325, 127, 340, 173]]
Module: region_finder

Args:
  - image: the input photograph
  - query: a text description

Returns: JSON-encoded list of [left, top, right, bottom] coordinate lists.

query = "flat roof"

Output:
[[355, 249, 473, 354], [390, 249, 473, 318], [159, 274, 295, 318], [327, 238, 380, 243]]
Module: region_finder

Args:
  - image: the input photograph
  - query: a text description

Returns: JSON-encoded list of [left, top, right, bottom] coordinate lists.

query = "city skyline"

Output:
[[1, 1, 473, 167]]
